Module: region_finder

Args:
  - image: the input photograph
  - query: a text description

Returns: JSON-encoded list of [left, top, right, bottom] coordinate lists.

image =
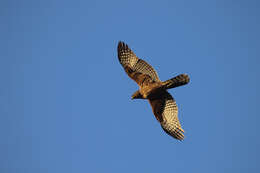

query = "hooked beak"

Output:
[[131, 90, 142, 100]]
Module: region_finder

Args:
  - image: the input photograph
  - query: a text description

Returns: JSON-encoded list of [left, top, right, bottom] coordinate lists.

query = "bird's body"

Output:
[[117, 41, 190, 140], [135, 81, 163, 99]]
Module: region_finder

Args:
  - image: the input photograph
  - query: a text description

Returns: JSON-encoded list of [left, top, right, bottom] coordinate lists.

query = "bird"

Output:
[[117, 41, 190, 140]]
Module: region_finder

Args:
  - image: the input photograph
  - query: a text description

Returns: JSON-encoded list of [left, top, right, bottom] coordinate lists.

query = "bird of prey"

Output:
[[117, 41, 190, 140]]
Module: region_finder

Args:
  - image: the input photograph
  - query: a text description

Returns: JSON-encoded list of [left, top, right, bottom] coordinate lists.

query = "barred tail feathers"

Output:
[[163, 74, 190, 89]]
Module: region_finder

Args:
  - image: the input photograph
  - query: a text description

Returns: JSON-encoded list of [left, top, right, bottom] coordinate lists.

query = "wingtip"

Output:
[[118, 40, 125, 47], [161, 125, 185, 141], [117, 41, 129, 51]]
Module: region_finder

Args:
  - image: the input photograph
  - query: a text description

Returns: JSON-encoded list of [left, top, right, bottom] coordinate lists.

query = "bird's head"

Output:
[[131, 90, 143, 99]]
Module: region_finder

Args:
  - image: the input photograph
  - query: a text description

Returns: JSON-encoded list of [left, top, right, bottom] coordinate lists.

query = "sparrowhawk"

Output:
[[117, 41, 190, 140]]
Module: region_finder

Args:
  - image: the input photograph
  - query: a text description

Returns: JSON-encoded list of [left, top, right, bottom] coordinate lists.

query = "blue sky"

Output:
[[1, 0, 259, 172]]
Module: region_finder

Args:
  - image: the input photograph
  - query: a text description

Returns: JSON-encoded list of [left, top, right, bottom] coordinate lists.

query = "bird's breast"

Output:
[[140, 82, 164, 99]]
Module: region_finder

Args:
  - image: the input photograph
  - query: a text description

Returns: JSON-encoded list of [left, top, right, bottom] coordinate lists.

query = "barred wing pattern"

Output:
[[117, 41, 160, 83], [149, 91, 184, 140]]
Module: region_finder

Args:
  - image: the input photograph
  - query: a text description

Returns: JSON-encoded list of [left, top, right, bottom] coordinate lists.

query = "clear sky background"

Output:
[[1, 0, 259, 172]]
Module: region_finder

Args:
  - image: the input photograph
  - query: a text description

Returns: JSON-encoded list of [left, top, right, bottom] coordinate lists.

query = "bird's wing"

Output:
[[149, 91, 185, 140], [117, 41, 160, 85]]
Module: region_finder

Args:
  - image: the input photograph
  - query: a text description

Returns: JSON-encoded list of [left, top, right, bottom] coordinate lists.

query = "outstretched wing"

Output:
[[117, 41, 160, 85], [149, 91, 185, 140]]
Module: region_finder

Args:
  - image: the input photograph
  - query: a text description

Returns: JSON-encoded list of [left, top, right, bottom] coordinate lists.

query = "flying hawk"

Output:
[[117, 41, 190, 140]]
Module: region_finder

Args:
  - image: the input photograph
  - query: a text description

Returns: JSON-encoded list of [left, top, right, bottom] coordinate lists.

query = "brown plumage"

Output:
[[117, 41, 190, 140]]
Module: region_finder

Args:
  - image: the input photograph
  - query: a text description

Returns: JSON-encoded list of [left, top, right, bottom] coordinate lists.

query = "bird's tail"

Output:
[[162, 74, 190, 89]]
